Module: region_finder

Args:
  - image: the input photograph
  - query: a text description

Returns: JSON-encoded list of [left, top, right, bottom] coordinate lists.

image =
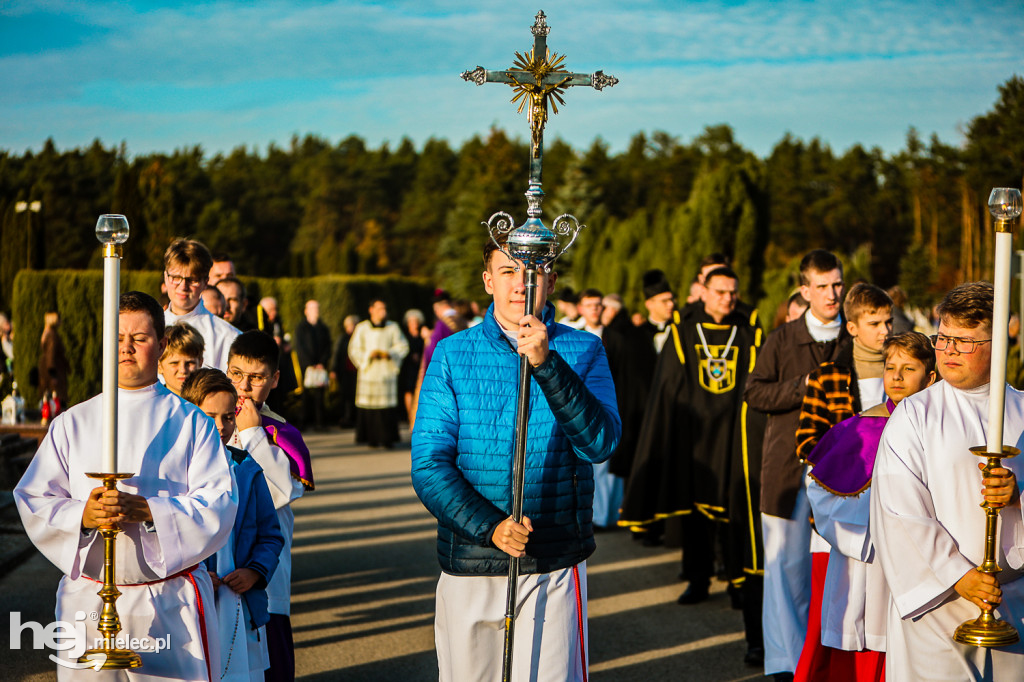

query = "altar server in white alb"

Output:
[[163, 237, 241, 371], [15, 291, 236, 681], [804, 331, 936, 679], [871, 282, 1024, 680], [226, 330, 313, 682]]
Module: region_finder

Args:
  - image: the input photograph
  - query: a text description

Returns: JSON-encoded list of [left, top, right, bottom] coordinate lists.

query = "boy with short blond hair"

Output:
[[182, 367, 284, 681], [158, 322, 204, 395], [162, 237, 240, 371], [227, 331, 313, 682], [801, 332, 936, 680]]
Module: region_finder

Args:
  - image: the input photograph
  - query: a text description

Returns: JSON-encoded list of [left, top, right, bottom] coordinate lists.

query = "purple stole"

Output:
[[262, 414, 315, 491], [807, 400, 894, 496]]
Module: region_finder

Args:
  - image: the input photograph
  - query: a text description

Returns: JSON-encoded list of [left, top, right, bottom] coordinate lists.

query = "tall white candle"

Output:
[[101, 249, 120, 472], [96, 214, 128, 474], [988, 230, 1012, 454]]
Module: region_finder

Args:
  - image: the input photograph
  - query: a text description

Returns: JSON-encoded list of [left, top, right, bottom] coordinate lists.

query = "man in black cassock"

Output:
[[638, 269, 676, 354], [600, 295, 657, 482], [619, 265, 764, 662]]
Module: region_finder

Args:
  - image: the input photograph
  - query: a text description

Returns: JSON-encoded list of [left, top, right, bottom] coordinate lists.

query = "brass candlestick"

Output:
[[953, 445, 1021, 648], [77, 472, 143, 669]]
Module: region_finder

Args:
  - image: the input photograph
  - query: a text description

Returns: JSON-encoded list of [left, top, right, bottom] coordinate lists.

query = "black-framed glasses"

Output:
[[227, 367, 269, 387], [164, 271, 204, 289], [929, 334, 992, 354]]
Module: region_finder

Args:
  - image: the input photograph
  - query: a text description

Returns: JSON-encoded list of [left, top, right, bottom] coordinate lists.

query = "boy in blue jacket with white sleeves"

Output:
[[183, 368, 284, 682], [411, 233, 621, 682]]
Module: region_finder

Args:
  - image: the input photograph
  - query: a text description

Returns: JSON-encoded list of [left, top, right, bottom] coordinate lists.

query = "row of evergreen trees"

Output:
[[2, 76, 1022, 325]]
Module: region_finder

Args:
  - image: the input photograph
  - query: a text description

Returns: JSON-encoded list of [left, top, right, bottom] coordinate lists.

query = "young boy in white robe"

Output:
[[15, 291, 236, 681], [871, 282, 1024, 681], [158, 322, 204, 395], [804, 332, 936, 682], [227, 331, 313, 682], [162, 238, 240, 371], [182, 368, 284, 682]]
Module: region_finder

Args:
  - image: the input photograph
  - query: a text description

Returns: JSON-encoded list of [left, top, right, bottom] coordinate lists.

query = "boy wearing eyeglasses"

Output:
[[163, 237, 240, 371], [871, 282, 1024, 680], [182, 367, 284, 682], [226, 331, 313, 682]]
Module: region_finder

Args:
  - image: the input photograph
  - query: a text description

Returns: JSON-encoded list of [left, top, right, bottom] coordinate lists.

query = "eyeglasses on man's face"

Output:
[[929, 334, 992, 354], [165, 271, 204, 289], [227, 367, 269, 387]]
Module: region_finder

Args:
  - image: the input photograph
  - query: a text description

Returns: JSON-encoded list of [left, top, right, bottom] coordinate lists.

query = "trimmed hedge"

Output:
[[12, 269, 432, 407]]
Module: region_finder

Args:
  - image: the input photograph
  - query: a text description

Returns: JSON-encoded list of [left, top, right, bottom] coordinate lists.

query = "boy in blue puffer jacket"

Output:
[[183, 368, 284, 682], [411, 234, 621, 682]]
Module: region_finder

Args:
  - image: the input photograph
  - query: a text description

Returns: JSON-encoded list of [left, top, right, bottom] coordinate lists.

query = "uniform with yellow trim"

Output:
[[620, 303, 762, 583]]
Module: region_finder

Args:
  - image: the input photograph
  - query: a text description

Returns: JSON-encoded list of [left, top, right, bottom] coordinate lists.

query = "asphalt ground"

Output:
[[5, 427, 770, 681]]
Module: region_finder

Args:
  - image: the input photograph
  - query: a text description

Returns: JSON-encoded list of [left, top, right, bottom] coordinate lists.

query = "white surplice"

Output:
[[165, 299, 241, 372], [348, 320, 408, 409], [14, 382, 236, 681], [871, 381, 1024, 681], [807, 478, 888, 652], [228, 404, 304, 616]]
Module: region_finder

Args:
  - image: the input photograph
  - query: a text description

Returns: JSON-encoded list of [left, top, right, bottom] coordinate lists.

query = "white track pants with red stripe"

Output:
[[435, 562, 588, 682]]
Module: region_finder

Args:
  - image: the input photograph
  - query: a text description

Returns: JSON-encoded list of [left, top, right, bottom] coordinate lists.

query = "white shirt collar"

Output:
[[805, 311, 842, 343]]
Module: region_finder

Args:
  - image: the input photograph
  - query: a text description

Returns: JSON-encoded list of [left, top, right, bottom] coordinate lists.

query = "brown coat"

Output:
[[743, 313, 848, 518]]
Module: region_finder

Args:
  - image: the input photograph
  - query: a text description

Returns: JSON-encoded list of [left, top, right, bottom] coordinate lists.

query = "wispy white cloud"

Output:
[[1, 0, 1021, 157]]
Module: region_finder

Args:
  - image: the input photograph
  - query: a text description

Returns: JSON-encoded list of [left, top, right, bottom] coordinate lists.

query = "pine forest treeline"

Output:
[[2, 75, 1022, 326]]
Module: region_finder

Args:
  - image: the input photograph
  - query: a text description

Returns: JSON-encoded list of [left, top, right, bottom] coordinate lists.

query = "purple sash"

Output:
[[807, 400, 893, 496], [262, 415, 315, 491]]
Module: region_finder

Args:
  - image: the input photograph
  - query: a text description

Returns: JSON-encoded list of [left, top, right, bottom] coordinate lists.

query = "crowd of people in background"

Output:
[[561, 249, 1024, 682], [9, 233, 1024, 682]]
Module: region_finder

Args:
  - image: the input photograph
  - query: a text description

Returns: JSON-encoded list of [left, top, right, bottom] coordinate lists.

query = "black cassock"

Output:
[[620, 305, 763, 579], [601, 308, 657, 478]]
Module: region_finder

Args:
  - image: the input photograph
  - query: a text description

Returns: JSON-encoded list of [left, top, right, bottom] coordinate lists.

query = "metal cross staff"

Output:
[[461, 10, 617, 682], [462, 9, 618, 199]]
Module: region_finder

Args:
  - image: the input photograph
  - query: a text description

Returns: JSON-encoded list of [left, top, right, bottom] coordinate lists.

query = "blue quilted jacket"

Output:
[[411, 302, 621, 576]]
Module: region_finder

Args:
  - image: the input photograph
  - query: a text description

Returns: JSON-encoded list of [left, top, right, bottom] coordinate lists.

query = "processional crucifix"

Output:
[[461, 10, 617, 681], [462, 9, 618, 230]]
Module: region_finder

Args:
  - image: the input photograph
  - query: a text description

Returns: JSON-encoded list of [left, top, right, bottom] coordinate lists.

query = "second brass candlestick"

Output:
[[952, 445, 1021, 648]]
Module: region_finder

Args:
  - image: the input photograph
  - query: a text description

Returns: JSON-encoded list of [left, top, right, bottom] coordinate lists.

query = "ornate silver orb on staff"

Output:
[[953, 187, 1024, 648], [79, 214, 142, 669], [461, 10, 617, 681]]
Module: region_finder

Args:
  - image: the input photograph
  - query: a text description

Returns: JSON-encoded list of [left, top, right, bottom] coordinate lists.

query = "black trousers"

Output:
[[264, 613, 295, 682], [681, 513, 715, 585]]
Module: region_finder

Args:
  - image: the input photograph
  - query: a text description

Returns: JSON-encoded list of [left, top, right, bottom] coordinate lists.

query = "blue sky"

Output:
[[1, 0, 1022, 159]]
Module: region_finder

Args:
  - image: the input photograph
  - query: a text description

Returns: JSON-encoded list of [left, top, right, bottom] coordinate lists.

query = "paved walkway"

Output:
[[5, 428, 768, 681]]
